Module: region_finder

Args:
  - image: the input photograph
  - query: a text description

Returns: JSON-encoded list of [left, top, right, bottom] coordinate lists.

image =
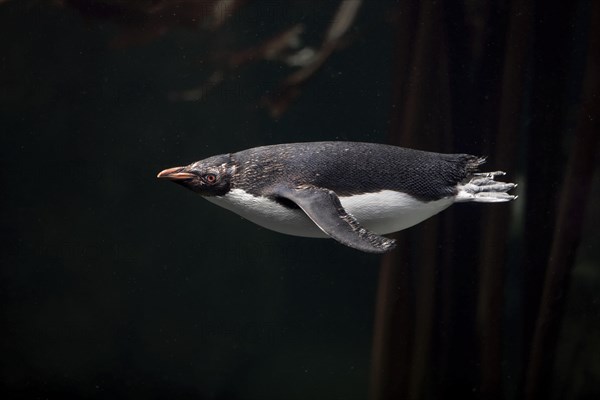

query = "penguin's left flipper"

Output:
[[274, 186, 397, 254]]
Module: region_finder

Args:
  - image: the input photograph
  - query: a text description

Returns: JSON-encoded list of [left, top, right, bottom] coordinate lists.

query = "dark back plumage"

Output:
[[229, 142, 481, 202]]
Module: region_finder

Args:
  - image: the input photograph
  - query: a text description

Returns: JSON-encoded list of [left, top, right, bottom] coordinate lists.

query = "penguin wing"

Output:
[[273, 185, 396, 253]]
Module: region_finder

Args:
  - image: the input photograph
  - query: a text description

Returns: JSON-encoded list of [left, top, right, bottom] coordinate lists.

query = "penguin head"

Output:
[[157, 154, 232, 196]]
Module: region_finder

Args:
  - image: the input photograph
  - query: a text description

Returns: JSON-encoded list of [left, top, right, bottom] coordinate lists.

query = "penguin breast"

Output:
[[204, 188, 455, 238]]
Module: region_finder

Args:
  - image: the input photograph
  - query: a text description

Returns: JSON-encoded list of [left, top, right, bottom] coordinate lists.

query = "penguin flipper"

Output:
[[274, 186, 396, 253]]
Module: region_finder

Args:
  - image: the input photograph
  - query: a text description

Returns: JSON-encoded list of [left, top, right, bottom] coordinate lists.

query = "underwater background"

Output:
[[1, 1, 598, 399]]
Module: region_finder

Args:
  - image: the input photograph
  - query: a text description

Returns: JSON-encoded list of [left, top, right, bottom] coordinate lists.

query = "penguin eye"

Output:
[[204, 173, 217, 184]]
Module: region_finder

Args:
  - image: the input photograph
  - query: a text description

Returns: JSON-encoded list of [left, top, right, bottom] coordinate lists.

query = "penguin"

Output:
[[157, 142, 516, 253]]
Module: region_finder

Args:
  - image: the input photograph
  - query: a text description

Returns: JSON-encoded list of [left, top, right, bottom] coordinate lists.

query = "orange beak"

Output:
[[156, 166, 196, 180]]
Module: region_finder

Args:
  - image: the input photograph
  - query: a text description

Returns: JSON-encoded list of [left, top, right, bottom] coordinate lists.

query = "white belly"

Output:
[[205, 188, 454, 238]]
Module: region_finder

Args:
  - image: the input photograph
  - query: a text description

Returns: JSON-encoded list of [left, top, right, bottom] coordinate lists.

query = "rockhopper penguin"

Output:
[[157, 142, 517, 253]]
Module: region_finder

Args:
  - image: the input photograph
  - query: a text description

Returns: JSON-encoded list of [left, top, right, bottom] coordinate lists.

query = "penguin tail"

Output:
[[455, 171, 518, 203]]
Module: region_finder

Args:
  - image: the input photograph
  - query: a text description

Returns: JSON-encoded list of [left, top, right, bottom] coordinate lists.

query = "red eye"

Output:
[[205, 174, 217, 183]]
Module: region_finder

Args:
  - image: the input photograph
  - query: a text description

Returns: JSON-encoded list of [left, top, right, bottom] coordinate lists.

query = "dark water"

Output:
[[1, 1, 598, 399]]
